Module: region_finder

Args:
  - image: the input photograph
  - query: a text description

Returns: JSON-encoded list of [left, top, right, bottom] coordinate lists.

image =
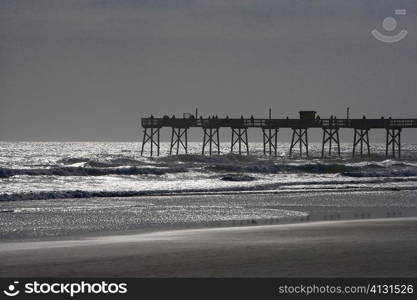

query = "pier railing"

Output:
[[142, 117, 417, 129]]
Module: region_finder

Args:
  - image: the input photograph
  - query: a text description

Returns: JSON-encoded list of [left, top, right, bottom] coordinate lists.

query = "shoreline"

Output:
[[1, 216, 415, 248], [1, 217, 417, 277], [2, 181, 417, 202], [0, 209, 410, 244], [2, 189, 417, 242]]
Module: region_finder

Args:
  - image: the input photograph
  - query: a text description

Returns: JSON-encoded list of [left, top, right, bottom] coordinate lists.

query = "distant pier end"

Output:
[[140, 111, 417, 158]]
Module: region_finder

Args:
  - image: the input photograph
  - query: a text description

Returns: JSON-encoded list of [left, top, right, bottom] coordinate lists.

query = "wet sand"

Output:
[[1, 218, 417, 277], [2, 190, 417, 240]]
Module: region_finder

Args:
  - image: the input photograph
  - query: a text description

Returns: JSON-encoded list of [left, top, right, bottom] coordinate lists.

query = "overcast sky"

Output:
[[1, 0, 416, 141]]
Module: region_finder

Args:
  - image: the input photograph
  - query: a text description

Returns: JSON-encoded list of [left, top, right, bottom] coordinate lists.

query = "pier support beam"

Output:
[[170, 127, 188, 155], [141, 127, 160, 157], [231, 127, 249, 155], [321, 127, 341, 157], [352, 128, 371, 158], [289, 128, 308, 158], [262, 128, 278, 156], [202, 127, 220, 155], [385, 128, 401, 158]]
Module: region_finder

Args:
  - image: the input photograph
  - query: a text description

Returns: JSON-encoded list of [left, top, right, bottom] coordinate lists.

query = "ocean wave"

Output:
[[220, 174, 257, 181], [342, 170, 417, 178], [156, 153, 258, 164], [0, 190, 154, 201], [2, 178, 417, 201], [3, 153, 417, 179], [157, 155, 417, 175], [206, 162, 357, 174], [57, 157, 149, 168], [0, 166, 187, 178], [346, 159, 417, 168]]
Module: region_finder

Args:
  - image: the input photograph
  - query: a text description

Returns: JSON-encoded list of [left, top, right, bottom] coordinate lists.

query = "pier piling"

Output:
[[321, 128, 341, 157], [170, 127, 188, 155], [231, 127, 249, 155], [141, 127, 160, 157], [386, 128, 402, 158], [289, 128, 309, 158], [202, 127, 220, 155], [353, 128, 371, 158], [262, 127, 278, 156]]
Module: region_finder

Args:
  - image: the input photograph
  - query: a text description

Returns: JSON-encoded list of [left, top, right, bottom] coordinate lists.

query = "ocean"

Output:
[[1, 141, 417, 200], [1, 141, 417, 239]]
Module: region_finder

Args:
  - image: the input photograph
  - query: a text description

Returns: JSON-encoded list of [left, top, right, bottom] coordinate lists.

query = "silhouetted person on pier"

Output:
[[172, 115, 176, 119], [250, 115, 254, 123], [150, 115, 154, 119]]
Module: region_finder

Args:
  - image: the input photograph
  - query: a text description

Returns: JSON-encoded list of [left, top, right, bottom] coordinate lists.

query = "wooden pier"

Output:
[[140, 111, 417, 158]]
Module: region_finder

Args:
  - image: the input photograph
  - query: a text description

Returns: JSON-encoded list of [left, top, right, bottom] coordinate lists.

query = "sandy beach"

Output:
[[2, 0, 417, 289], [1, 217, 416, 277]]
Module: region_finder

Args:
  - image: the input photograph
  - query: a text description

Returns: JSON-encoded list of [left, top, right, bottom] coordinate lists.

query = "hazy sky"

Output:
[[1, 0, 416, 141]]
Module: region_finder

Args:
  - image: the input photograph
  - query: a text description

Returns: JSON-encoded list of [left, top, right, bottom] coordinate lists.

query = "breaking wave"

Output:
[[342, 170, 417, 177], [205, 163, 356, 174], [0, 166, 187, 178], [2, 177, 417, 201], [57, 157, 149, 168], [2, 155, 417, 178]]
